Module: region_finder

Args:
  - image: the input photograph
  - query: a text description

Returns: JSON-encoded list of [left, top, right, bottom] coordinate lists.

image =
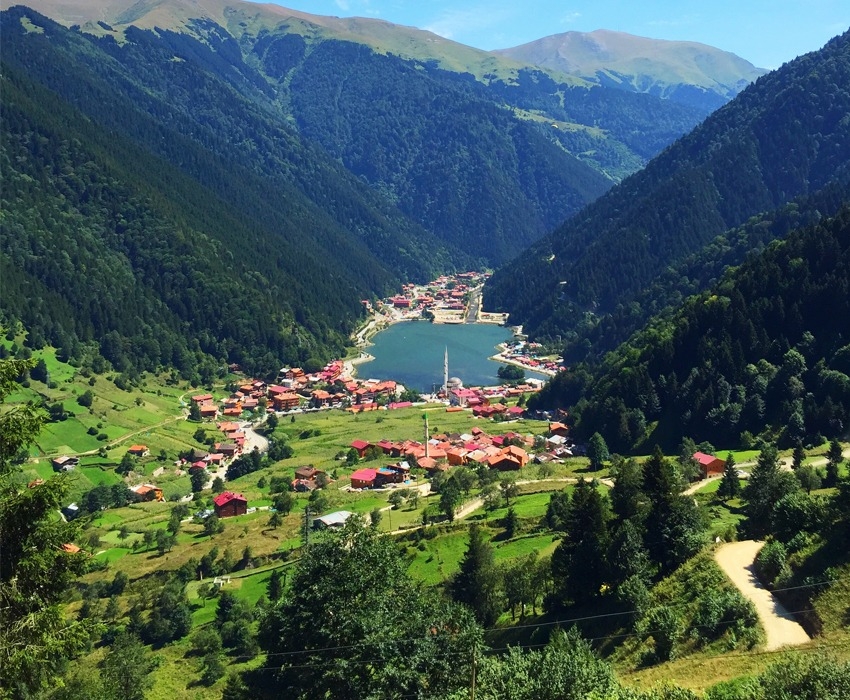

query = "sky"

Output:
[[262, 0, 850, 69]]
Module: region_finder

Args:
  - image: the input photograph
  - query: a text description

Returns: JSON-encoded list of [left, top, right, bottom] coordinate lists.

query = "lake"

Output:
[[359, 322, 528, 391]]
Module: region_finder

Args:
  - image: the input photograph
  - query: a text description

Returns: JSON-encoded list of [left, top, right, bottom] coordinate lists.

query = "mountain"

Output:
[[19, 1, 712, 184], [545, 202, 850, 453], [0, 5, 473, 378], [485, 29, 850, 360], [495, 29, 766, 111], [0, 1, 727, 376]]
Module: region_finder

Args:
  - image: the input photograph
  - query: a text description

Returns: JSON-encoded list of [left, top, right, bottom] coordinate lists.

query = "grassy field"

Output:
[[12, 344, 850, 696]]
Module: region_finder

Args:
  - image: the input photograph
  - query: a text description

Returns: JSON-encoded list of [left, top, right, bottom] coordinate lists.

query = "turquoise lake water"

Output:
[[359, 322, 521, 391]]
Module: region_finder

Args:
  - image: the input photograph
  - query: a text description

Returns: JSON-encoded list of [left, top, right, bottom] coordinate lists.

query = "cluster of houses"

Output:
[[180, 420, 246, 474], [382, 272, 488, 314], [190, 363, 414, 421], [497, 340, 564, 375], [342, 421, 591, 491], [344, 426, 536, 490]]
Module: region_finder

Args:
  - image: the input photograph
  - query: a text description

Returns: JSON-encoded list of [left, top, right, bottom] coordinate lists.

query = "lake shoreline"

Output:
[[350, 321, 539, 391]]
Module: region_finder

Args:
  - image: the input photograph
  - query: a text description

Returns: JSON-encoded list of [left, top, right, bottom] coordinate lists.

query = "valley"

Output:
[[2, 2, 850, 699]]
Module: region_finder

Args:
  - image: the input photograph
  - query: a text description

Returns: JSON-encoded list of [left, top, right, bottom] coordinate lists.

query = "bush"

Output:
[[755, 540, 788, 587], [641, 606, 683, 662], [692, 589, 759, 647]]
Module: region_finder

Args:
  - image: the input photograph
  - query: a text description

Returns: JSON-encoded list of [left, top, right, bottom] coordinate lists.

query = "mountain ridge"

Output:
[[495, 29, 766, 110], [485, 28, 850, 355]]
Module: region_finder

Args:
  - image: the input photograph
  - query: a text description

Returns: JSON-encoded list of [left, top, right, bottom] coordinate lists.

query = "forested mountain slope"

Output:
[[1, 6, 464, 378], [486, 29, 850, 352], [539, 205, 850, 453], [19, 0, 718, 260], [496, 29, 766, 111]]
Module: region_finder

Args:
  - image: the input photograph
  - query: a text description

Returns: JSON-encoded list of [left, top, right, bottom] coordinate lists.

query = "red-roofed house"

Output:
[[273, 392, 301, 411], [127, 445, 149, 457], [549, 422, 570, 438], [131, 484, 164, 502], [694, 452, 726, 478], [350, 440, 372, 458], [191, 394, 213, 404], [487, 445, 529, 471], [200, 404, 219, 419], [213, 491, 248, 518], [447, 447, 469, 466], [377, 439, 395, 454], [350, 468, 378, 489]]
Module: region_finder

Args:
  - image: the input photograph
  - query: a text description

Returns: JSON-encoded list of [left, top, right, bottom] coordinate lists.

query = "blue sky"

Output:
[[265, 0, 849, 69]]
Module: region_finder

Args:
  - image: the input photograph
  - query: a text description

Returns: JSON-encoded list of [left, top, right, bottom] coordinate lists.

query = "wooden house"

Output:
[[350, 468, 378, 489], [694, 452, 726, 478], [213, 491, 248, 518]]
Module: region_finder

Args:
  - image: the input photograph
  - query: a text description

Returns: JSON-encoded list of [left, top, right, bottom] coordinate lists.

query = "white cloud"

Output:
[[560, 11, 581, 25], [335, 0, 351, 11]]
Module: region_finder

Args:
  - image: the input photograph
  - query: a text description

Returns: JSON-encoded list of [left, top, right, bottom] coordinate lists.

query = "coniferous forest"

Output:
[[486, 28, 850, 360]]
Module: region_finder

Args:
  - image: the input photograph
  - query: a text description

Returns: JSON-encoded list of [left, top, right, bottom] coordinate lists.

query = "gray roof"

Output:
[[313, 510, 354, 528]]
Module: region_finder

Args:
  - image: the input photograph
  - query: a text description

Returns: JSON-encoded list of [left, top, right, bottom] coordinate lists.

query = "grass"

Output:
[[491, 532, 560, 562]]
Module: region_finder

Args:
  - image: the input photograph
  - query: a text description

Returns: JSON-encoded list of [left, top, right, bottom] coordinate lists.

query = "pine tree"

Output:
[[642, 446, 705, 571], [551, 478, 610, 604], [792, 442, 806, 470], [717, 452, 741, 501], [825, 439, 844, 487], [587, 432, 610, 471], [451, 523, 502, 626], [743, 445, 799, 537], [504, 506, 519, 538]]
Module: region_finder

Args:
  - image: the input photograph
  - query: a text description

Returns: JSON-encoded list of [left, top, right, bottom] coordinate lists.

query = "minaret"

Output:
[[424, 413, 430, 458], [443, 346, 449, 396]]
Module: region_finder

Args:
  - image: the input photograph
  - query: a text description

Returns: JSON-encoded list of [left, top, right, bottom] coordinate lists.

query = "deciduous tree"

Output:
[[0, 359, 95, 696], [258, 519, 480, 699]]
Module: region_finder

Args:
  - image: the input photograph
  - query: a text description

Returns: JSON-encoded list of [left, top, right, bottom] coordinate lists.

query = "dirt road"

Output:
[[714, 540, 810, 650]]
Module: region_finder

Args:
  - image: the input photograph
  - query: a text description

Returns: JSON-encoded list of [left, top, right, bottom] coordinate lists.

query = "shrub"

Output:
[[641, 606, 683, 661], [755, 540, 788, 587]]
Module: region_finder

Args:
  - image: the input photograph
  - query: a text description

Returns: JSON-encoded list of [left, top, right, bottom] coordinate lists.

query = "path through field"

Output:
[[714, 540, 810, 650]]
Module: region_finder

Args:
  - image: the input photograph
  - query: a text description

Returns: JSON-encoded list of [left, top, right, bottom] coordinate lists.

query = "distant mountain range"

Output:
[[495, 29, 766, 111]]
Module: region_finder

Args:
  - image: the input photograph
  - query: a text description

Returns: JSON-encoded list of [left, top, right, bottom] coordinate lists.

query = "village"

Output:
[[45, 270, 574, 528]]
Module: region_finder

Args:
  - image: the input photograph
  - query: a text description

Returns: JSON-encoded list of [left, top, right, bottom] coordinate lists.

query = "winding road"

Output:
[[714, 540, 810, 650]]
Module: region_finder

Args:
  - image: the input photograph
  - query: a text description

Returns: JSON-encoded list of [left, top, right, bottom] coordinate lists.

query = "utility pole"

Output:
[[302, 505, 311, 547], [470, 637, 477, 700]]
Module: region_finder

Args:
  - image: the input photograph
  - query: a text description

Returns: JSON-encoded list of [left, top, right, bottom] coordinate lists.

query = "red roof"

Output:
[[350, 468, 378, 482], [351, 440, 371, 450], [213, 491, 247, 507], [694, 452, 723, 466]]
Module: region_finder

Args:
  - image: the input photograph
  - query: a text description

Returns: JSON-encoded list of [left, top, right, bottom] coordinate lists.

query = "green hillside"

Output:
[[0, 7, 472, 377], [541, 206, 850, 452], [485, 28, 850, 354]]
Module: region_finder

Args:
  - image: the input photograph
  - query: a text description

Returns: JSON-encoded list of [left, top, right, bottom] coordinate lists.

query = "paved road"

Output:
[[465, 286, 482, 323], [241, 421, 268, 454], [714, 540, 810, 650]]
